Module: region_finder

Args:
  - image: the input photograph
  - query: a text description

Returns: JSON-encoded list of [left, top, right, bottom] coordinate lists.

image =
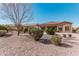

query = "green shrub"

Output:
[[29, 27, 43, 41], [0, 25, 8, 30], [28, 26, 34, 35], [72, 28, 76, 33], [51, 35, 62, 45], [41, 27, 45, 31], [46, 28, 56, 35]]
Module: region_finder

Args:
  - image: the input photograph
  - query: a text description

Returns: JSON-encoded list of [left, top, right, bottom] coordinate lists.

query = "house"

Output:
[[7, 21, 72, 33], [34, 21, 72, 33]]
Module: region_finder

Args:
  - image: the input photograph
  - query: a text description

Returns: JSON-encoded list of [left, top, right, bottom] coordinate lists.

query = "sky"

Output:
[[0, 3, 79, 27]]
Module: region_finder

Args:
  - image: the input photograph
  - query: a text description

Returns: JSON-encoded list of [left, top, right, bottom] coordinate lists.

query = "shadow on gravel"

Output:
[[67, 41, 79, 45], [59, 43, 73, 48], [39, 39, 52, 44], [39, 39, 73, 48], [64, 37, 76, 40], [4, 33, 12, 37]]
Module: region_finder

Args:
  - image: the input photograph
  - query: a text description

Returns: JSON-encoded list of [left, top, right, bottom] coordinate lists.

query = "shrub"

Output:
[[51, 35, 62, 45], [46, 28, 56, 35], [41, 27, 45, 31], [63, 34, 66, 38], [72, 28, 76, 33], [0, 30, 7, 37], [29, 27, 43, 41], [0, 25, 8, 30], [68, 34, 72, 38], [28, 26, 34, 35], [0, 25, 8, 37], [23, 27, 28, 33]]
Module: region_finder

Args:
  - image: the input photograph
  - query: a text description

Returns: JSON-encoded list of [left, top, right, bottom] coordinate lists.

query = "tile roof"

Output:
[[47, 22, 60, 24], [32, 21, 72, 27]]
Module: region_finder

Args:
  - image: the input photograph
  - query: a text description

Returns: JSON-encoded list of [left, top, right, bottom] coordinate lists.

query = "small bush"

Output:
[[23, 27, 28, 33], [68, 34, 72, 38], [28, 26, 34, 35], [41, 27, 45, 31], [46, 28, 56, 35], [0, 25, 7, 30], [29, 27, 43, 41], [0, 25, 8, 32], [51, 35, 62, 45], [63, 34, 66, 38], [72, 28, 76, 33], [0, 30, 7, 37]]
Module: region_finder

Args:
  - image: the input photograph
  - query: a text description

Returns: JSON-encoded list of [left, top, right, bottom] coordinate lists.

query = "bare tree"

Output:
[[0, 3, 32, 35]]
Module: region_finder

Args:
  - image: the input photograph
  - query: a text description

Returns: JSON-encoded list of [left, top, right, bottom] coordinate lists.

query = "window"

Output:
[[58, 27, 62, 32], [65, 26, 70, 31]]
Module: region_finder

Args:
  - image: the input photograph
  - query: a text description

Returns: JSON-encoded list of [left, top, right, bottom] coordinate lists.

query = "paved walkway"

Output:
[[0, 31, 79, 56]]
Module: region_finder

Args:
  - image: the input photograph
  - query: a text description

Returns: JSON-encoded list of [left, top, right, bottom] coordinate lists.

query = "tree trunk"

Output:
[[17, 30, 20, 36], [17, 26, 20, 36]]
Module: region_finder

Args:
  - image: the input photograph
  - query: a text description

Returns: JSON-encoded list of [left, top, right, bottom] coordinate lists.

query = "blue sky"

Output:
[[31, 3, 79, 27], [0, 3, 79, 27]]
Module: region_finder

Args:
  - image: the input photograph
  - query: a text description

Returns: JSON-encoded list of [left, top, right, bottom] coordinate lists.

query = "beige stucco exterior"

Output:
[[58, 23, 72, 33]]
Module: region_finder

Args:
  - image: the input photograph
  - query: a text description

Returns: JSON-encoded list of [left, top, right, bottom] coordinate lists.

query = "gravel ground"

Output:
[[0, 31, 79, 56]]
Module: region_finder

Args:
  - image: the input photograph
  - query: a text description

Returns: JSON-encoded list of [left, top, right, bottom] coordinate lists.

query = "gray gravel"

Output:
[[0, 31, 79, 56]]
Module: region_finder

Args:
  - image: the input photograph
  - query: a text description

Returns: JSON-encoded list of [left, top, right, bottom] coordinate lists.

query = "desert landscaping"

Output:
[[0, 3, 79, 56], [0, 31, 79, 56]]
